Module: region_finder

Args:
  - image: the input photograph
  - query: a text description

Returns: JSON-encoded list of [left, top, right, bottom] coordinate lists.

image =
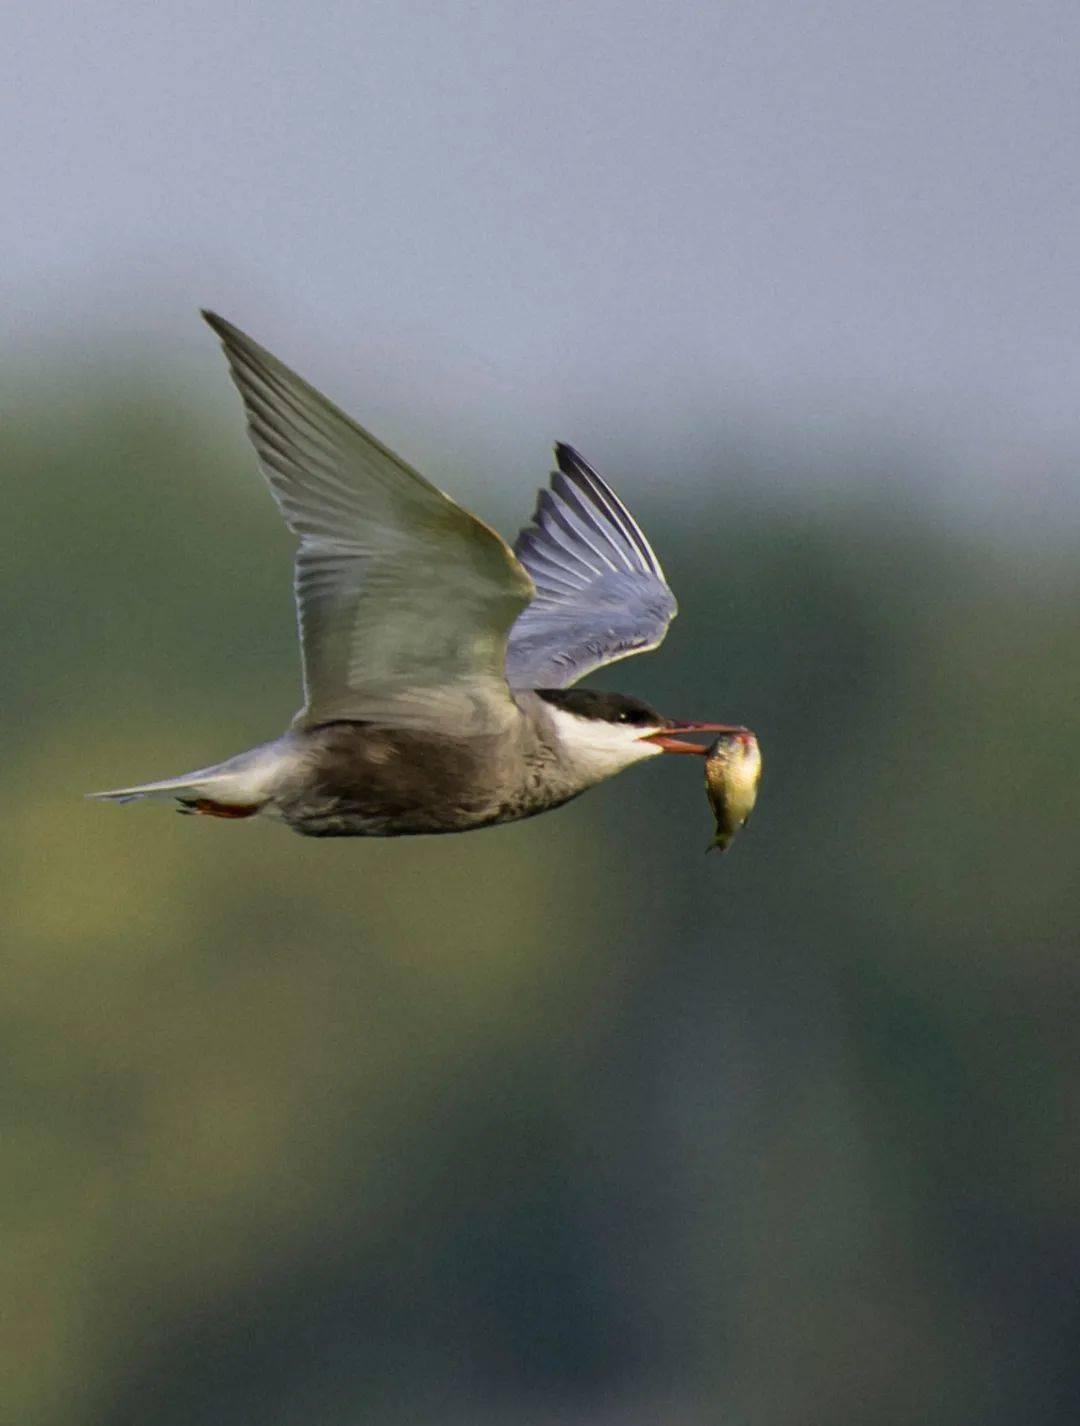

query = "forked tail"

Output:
[[87, 739, 295, 815], [88, 769, 237, 805]]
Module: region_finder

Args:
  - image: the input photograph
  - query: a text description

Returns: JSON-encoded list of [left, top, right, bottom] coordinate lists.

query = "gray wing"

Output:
[[203, 312, 534, 733], [505, 444, 677, 689]]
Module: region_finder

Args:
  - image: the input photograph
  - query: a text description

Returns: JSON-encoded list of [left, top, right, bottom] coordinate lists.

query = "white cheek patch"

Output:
[[547, 708, 663, 781]]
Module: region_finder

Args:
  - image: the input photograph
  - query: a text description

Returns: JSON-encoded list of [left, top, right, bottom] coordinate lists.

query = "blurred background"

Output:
[[4, 3, 1079, 1423]]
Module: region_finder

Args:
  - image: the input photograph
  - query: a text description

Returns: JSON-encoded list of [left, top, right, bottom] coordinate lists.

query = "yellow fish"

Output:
[[704, 731, 762, 853]]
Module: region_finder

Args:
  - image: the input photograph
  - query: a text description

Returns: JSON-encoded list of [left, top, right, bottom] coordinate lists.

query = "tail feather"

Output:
[[88, 738, 295, 810], [87, 768, 243, 805]]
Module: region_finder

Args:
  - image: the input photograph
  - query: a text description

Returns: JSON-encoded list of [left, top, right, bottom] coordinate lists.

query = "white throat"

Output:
[[544, 705, 664, 786]]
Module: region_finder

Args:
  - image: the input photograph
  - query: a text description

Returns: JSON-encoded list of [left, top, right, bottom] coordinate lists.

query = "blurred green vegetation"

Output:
[[3, 366, 1078, 1426]]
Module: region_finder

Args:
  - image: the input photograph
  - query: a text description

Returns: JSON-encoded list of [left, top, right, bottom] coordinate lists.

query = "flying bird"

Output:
[[90, 313, 748, 838]]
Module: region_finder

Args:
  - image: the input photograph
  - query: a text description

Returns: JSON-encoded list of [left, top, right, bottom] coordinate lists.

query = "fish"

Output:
[[704, 731, 762, 853]]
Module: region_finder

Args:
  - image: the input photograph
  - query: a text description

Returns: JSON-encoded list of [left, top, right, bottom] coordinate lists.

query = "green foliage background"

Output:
[[4, 365, 1078, 1426]]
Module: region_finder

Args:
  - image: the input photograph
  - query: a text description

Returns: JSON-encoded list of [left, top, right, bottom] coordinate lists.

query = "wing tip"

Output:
[[548, 442, 668, 582], [554, 442, 591, 476], [201, 309, 255, 358]]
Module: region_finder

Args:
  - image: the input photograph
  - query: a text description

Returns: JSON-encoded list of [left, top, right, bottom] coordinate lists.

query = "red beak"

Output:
[[640, 721, 750, 755]]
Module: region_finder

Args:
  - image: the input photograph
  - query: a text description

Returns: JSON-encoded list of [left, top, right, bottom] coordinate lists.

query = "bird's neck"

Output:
[[521, 694, 659, 792]]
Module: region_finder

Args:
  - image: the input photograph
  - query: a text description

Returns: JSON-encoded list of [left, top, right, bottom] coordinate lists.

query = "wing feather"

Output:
[[203, 312, 534, 732], [505, 445, 677, 689]]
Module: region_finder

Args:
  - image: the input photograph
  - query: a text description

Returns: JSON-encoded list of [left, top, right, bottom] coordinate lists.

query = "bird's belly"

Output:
[[282, 797, 509, 839], [274, 723, 571, 839], [281, 786, 572, 839]]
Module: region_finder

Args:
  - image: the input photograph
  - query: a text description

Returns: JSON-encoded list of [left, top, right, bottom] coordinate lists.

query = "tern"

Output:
[[90, 313, 747, 838]]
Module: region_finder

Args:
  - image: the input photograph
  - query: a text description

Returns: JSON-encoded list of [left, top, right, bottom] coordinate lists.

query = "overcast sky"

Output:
[[5, 0, 1079, 534]]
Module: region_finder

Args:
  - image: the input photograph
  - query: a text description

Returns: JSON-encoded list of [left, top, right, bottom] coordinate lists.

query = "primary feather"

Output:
[[505, 444, 677, 689]]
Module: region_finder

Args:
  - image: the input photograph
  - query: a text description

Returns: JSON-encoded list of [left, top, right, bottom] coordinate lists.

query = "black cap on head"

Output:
[[537, 688, 665, 728]]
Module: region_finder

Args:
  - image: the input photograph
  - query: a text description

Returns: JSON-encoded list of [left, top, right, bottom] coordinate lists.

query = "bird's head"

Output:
[[536, 688, 747, 780]]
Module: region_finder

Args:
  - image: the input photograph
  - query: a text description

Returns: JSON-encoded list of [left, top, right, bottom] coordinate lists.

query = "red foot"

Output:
[[187, 798, 262, 819]]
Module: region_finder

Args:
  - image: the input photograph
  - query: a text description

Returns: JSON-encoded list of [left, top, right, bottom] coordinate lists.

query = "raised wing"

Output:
[[203, 312, 534, 733], [505, 444, 677, 689]]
